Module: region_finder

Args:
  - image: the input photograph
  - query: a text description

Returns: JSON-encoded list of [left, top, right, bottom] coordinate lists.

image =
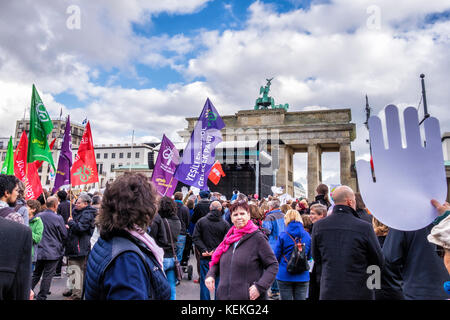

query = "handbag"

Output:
[[283, 233, 310, 274], [164, 218, 183, 282]]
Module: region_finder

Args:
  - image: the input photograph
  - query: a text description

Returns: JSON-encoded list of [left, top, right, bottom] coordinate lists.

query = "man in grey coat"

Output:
[[311, 186, 384, 300], [31, 196, 67, 300]]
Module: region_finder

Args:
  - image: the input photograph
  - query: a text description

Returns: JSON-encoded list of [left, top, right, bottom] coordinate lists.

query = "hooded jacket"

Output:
[[192, 210, 230, 260], [274, 221, 311, 282], [65, 205, 97, 257]]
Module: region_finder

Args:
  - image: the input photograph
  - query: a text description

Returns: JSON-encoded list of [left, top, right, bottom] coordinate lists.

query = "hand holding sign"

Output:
[[356, 105, 447, 231]]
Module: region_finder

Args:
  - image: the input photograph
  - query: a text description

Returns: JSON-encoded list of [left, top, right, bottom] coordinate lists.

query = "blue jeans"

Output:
[[176, 234, 186, 263], [199, 259, 219, 300], [277, 280, 309, 300], [163, 258, 177, 300]]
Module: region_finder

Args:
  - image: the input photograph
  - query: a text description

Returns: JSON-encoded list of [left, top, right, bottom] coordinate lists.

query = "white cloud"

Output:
[[1, 0, 449, 191]]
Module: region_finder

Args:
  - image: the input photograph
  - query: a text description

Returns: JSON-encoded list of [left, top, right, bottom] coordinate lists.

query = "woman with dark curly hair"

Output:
[[84, 173, 170, 300], [150, 196, 181, 300]]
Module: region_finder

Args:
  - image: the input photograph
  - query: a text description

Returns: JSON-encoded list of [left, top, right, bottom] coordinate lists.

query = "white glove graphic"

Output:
[[356, 105, 447, 231]]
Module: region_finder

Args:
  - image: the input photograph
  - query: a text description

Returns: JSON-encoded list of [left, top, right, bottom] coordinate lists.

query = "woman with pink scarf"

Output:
[[205, 201, 278, 300]]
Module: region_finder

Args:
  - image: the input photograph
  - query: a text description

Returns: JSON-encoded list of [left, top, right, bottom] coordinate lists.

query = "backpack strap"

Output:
[[282, 232, 302, 263], [0, 207, 15, 218]]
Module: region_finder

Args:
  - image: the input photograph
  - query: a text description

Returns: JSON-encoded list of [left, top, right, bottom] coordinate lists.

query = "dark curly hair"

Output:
[[158, 196, 177, 218], [96, 173, 159, 238]]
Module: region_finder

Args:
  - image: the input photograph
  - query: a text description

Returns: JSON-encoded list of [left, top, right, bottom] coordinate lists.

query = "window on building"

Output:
[[1, 152, 5, 161], [111, 164, 115, 172], [96, 153, 100, 159], [127, 152, 131, 158], [111, 153, 115, 159], [119, 153, 124, 159], [135, 152, 140, 158], [104, 153, 108, 159]]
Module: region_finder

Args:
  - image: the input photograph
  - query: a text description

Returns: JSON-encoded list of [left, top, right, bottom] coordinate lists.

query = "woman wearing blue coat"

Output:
[[274, 209, 312, 300]]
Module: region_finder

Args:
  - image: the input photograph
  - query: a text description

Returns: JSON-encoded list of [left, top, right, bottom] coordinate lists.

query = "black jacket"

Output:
[[57, 200, 71, 224], [190, 199, 211, 225], [150, 214, 181, 258], [356, 208, 373, 224], [66, 205, 97, 257], [311, 205, 384, 300], [175, 201, 190, 235], [192, 210, 230, 260], [375, 225, 449, 300], [36, 209, 68, 260], [310, 194, 330, 208], [0, 217, 32, 300]]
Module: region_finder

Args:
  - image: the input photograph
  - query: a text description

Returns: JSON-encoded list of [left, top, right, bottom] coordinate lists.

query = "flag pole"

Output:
[[163, 176, 174, 197]]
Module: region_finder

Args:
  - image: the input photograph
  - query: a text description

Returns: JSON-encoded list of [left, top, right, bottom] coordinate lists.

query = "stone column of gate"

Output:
[[275, 144, 287, 193], [307, 144, 321, 202], [340, 142, 352, 188]]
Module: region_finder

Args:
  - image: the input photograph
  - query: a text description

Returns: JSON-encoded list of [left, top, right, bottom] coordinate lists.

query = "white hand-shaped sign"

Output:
[[356, 105, 447, 231]]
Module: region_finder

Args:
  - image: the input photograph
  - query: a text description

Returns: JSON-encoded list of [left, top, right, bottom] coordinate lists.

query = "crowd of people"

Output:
[[0, 174, 449, 301]]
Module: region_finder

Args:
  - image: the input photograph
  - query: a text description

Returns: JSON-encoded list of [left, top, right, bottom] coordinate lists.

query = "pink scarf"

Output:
[[209, 220, 259, 269], [126, 226, 164, 270]]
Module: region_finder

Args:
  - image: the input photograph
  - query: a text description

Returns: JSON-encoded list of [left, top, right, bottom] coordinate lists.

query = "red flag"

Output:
[[70, 122, 98, 186], [35, 138, 56, 170], [208, 161, 225, 185], [14, 132, 43, 200]]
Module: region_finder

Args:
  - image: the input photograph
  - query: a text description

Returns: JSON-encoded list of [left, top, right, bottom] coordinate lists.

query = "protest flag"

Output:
[[27, 84, 55, 170], [1, 136, 14, 175], [14, 131, 43, 200], [151, 134, 179, 197], [174, 98, 225, 190], [70, 121, 98, 186], [52, 115, 72, 193], [34, 138, 56, 170], [208, 160, 225, 185]]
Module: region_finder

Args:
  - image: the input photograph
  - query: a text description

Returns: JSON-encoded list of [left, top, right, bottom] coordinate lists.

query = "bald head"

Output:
[[332, 186, 356, 210], [46, 196, 59, 211], [210, 200, 222, 211]]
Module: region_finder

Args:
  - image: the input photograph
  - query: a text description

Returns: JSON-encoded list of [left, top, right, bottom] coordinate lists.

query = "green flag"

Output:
[[1, 136, 14, 175], [27, 84, 55, 170]]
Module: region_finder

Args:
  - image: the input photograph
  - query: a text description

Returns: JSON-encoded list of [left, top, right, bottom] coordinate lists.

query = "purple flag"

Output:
[[151, 134, 180, 197], [174, 98, 225, 190], [52, 115, 72, 193]]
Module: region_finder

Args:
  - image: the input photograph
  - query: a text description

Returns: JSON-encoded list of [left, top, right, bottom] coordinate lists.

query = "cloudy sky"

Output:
[[1, 0, 449, 191]]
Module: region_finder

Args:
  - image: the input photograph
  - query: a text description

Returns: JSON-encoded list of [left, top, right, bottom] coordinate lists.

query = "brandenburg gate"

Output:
[[177, 80, 357, 201]]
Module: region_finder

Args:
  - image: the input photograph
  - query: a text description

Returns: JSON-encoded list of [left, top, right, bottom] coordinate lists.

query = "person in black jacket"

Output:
[[190, 190, 211, 224], [310, 184, 331, 209], [174, 192, 190, 264], [190, 190, 211, 282], [311, 186, 384, 300], [0, 216, 32, 300], [63, 194, 96, 300], [193, 201, 230, 300], [32, 196, 68, 300], [150, 196, 181, 300], [375, 213, 450, 300], [55, 190, 71, 277]]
